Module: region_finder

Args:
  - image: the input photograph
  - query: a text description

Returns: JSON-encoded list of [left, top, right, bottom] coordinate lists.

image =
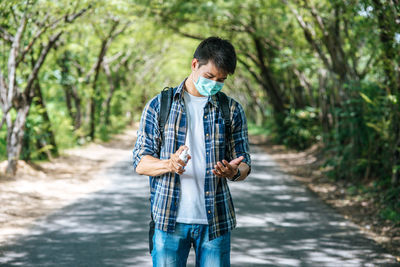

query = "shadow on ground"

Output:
[[229, 146, 399, 267], [0, 145, 399, 266], [0, 159, 152, 267]]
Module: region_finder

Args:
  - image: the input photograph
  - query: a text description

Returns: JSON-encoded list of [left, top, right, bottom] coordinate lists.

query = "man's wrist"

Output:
[[229, 168, 241, 181], [165, 159, 172, 173]]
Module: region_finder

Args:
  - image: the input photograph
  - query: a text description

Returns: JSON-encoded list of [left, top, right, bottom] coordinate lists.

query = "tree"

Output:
[[369, 0, 400, 184], [0, 0, 90, 176]]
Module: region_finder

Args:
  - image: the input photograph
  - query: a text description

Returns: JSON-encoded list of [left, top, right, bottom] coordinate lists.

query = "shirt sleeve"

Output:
[[229, 99, 252, 176], [132, 94, 161, 172]]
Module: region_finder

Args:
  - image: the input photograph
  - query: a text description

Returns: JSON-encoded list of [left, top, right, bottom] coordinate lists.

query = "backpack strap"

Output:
[[216, 91, 232, 161], [150, 86, 173, 255], [159, 87, 174, 147]]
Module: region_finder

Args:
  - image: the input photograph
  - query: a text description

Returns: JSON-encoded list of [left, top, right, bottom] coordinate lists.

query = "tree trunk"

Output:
[[33, 81, 58, 157], [5, 102, 31, 175], [60, 51, 82, 131], [88, 21, 120, 140], [253, 36, 287, 114], [102, 60, 121, 126]]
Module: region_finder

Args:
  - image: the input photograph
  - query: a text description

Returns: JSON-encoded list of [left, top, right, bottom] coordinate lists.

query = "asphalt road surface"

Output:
[[0, 145, 399, 266]]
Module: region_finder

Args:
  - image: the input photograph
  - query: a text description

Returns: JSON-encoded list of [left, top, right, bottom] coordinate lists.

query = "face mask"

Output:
[[194, 75, 224, 96]]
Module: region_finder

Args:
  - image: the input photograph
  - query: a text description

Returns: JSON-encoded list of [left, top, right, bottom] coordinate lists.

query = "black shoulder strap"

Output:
[[159, 87, 174, 146], [216, 91, 232, 160], [149, 87, 174, 255]]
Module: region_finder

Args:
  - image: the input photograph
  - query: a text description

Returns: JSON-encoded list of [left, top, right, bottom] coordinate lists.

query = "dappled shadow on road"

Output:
[[0, 159, 152, 267], [0, 145, 399, 267], [229, 146, 398, 266]]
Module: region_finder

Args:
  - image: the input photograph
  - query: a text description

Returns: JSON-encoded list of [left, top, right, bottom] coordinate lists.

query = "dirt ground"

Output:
[[0, 125, 399, 261], [0, 125, 138, 247], [249, 134, 400, 260]]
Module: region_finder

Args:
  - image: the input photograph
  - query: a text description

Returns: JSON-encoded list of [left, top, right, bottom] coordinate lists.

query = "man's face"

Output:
[[191, 58, 228, 84]]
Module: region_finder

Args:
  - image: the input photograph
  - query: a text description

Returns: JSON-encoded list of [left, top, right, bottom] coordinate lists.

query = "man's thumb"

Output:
[[230, 156, 244, 166]]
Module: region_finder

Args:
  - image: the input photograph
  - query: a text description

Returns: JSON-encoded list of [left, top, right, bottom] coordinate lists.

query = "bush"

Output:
[[279, 106, 321, 150]]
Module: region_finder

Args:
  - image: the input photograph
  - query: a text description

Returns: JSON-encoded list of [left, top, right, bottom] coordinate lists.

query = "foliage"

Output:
[[0, 0, 192, 161], [322, 82, 393, 182], [280, 106, 321, 150]]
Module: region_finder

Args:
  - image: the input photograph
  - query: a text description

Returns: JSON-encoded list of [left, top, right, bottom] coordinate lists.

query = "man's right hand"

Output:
[[168, 145, 191, 175]]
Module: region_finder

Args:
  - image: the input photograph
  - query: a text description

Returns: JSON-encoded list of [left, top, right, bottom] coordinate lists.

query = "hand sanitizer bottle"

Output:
[[179, 148, 189, 164]]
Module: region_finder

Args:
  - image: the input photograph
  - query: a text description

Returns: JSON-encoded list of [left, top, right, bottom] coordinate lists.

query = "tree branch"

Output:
[[0, 27, 14, 43], [65, 4, 92, 23], [0, 105, 12, 130], [360, 50, 376, 79], [7, 12, 27, 108], [17, 5, 91, 67], [237, 56, 264, 87], [284, 0, 332, 72], [0, 70, 7, 108], [24, 31, 63, 97], [168, 25, 205, 40], [111, 21, 132, 39]]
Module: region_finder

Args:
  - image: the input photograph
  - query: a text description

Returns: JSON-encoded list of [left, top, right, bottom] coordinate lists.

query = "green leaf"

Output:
[[359, 92, 376, 106]]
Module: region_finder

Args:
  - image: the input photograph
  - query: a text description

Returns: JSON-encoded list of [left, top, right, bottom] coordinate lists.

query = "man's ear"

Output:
[[191, 58, 198, 72]]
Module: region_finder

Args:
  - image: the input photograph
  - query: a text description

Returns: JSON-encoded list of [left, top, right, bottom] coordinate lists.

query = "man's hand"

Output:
[[168, 145, 191, 175], [212, 156, 244, 179]]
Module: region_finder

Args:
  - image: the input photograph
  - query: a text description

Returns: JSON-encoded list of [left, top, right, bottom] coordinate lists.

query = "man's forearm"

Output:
[[136, 155, 171, 176], [235, 162, 250, 181]]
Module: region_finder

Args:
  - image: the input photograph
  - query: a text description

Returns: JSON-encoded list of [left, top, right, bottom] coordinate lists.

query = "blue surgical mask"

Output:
[[194, 76, 224, 96]]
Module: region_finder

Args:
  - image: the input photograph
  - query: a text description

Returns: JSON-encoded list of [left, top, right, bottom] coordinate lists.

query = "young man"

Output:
[[132, 36, 251, 266]]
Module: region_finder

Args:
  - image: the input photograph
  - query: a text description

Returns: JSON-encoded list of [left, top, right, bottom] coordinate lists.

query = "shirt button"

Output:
[[208, 210, 211, 214], [206, 191, 210, 195], [204, 115, 207, 119], [207, 171, 210, 174], [206, 133, 209, 137]]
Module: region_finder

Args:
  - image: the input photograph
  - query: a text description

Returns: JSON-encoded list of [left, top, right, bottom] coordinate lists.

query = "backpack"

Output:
[[148, 86, 232, 255]]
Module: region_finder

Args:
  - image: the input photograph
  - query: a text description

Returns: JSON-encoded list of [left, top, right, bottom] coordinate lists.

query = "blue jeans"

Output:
[[151, 222, 231, 267]]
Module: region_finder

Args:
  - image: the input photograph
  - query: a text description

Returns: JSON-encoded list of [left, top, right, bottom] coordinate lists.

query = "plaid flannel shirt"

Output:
[[132, 78, 251, 240]]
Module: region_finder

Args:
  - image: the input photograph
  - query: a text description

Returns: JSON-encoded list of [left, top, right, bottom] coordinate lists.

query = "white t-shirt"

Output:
[[176, 90, 209, 224]]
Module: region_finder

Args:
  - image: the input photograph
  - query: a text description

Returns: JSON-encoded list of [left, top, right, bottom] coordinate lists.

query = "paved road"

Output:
[[0, 145, 399, 266]]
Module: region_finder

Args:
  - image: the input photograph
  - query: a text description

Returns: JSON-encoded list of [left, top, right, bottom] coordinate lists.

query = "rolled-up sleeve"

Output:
[[230, 99, 252, 176], [132, 94, 161, 172]]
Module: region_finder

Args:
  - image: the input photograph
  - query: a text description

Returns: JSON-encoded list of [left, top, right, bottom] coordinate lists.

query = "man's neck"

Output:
[[184, 74, 203, 97]]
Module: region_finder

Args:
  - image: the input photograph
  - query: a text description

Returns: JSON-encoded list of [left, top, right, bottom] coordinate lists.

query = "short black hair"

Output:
[[193, 36, 237, 75]]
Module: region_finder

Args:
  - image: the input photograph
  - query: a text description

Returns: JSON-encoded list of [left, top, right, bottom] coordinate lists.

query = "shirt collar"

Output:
[[174, 77, 218, 107]]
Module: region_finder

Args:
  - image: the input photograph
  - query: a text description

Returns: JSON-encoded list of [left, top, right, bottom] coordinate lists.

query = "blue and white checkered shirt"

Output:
[[132, 78, 251, 240]]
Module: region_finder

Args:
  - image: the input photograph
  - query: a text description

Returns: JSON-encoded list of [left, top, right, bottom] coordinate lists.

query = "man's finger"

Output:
[[212, 169, 219, 177], [177, 146, 185, 154], [214, 164, 222, 173], [173, 162, 183, 172], [212, 169, 223, 177], [176, 158, 186, 166], [217, 161, 228, 172], [222, 160, 233, 171]]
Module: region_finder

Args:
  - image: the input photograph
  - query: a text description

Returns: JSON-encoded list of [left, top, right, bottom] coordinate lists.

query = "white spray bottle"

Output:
[[179, 148, 190, 165]]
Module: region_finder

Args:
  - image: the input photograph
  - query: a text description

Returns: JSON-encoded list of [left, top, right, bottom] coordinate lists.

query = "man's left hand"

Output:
[[212, 156, 244, 179]]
